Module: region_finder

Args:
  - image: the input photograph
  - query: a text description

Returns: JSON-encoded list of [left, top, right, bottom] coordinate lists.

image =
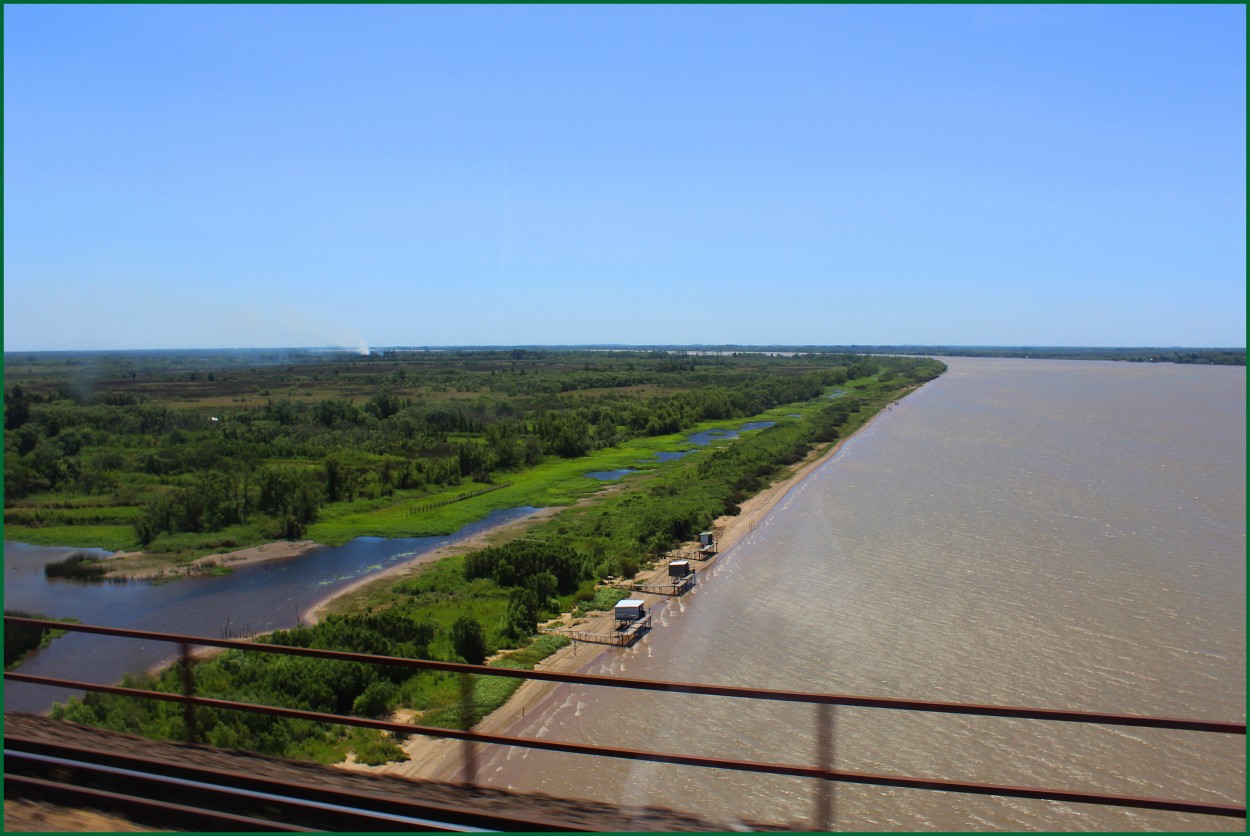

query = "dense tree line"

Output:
[[4, 352, 943, 555], [841, 346, 1246, 366]]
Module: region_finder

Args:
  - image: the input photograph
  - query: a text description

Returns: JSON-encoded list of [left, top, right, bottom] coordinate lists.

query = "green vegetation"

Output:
[[49, 608, 571, 763], [573, 586, 631, 617], [43, 551, 110, 581], [4, 348, 934, 560], [19, 347, 945, 763], [451, 616, 489, 665], [4, 612, 79, 669]]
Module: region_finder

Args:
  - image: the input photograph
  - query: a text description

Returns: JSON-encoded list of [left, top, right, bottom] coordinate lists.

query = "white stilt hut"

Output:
[[614, 598, 646, 625]]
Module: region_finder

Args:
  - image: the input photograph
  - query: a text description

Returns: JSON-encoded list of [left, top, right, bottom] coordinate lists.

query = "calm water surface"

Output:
[[4, 507, 542, 713], [584, 469, 639, 481], [480, 358, 1246, 831]]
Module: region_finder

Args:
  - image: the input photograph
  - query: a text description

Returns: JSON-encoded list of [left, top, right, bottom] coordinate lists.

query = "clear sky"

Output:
[[4, 4, 1246, 351]]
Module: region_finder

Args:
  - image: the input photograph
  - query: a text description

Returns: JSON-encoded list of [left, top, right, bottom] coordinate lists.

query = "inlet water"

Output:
[[636, 422, 775, 464], [3, 506, 542, 714], [683, 420, 773, 446], [584, 469, 638, 481], [643, 450, 695, 462]]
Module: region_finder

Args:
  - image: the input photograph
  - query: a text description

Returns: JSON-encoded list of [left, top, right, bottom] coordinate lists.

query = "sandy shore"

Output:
[[347, 394, 910, 784]]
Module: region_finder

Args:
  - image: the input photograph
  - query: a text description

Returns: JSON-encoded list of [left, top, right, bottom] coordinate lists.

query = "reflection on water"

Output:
[[645, 450, 694, 462], [683, 428, 737, 446], [584, 469, 638, 481], [684, 420, 773, 446], [3, 506, 542, 713], [636, 421, 776, 464], [482, 359, 1246, 831]]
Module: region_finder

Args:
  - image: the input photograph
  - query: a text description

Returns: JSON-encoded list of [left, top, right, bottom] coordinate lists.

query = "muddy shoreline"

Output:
[[344, 397, 907, 783]]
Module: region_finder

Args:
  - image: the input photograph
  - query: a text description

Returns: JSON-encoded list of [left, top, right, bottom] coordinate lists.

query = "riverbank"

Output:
[[348, 388, 912, 784], [302, 506, 565, 624]]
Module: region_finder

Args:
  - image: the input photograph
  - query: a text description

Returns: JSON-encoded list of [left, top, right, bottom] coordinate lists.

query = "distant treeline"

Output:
[[358, 345, 1247, 366], [832, 346, 1245, 365], [9, 344, 1245, 365]]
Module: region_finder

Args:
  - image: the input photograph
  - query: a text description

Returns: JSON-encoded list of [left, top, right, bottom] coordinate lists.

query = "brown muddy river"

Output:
[[476, 357, 1246, 830]]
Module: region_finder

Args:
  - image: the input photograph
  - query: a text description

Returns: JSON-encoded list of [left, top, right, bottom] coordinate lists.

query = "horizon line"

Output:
[[4, 343, 1246, 355]]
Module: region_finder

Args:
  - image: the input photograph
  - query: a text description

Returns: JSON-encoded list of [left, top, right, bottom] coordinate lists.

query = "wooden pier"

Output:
[[543, 614, 653, 647], [668, 544, 717, 562], [610, 574, 696, 597]]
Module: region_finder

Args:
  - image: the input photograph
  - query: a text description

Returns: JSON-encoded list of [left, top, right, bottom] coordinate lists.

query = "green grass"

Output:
[[304, 428, 717, 546], [342, 726, 408, 766], [2, 524, 136, 551], [572, 586, 631, 616], [127, 525, 269, 562], [4, 505, 138, 525], [422, 633, 571, 729], [310, 407, 842, 548]]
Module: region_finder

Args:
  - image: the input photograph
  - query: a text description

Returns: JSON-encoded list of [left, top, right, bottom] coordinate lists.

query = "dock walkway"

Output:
[[609, 574, 695, 597], [543, 614, 653, 647]]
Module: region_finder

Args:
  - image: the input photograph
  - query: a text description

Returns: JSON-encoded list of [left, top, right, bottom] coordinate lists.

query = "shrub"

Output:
[[451, 616, 489, 665], [43, 552, 108, 582], [5, 611, 76, 668], [351, 679, 397, 718]]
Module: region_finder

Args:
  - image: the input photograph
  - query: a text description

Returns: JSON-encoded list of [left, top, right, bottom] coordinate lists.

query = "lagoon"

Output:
[[3, 506, 542, 714]]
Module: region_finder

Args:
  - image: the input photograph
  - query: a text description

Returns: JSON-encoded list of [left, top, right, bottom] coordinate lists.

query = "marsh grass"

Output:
[[422, 633, 572, 728], [4, 524, 135, 550], [43, 551, 110, 581]]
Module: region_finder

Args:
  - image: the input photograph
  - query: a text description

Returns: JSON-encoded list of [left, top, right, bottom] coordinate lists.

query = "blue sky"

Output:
[[4, 4, 1245, 351]]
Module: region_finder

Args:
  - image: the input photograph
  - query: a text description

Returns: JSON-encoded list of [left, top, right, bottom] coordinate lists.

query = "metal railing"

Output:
[[5, 615, 1245, 827]]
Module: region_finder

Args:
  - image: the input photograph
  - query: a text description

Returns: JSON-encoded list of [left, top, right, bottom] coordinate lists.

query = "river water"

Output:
[[3, 506, 541, 714], [475, 358, 1246, 831]]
